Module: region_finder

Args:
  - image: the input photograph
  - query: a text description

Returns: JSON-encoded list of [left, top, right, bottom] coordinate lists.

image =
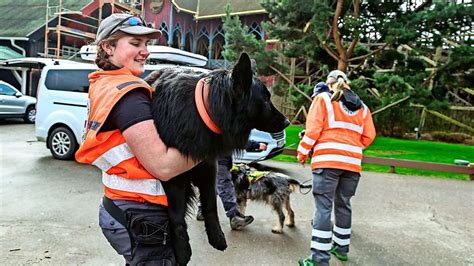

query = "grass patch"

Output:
[[273, 125, 474, 180]]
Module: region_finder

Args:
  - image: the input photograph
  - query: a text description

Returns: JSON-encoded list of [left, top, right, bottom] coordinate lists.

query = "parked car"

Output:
[[232, 129, 286, 164], [0, 80, 37, 123], [35, 46, 286, 161]]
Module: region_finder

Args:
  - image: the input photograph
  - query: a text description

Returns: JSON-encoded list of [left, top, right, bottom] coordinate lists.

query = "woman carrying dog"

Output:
[[75, 13, 199, 265], [297, 70, 376, 266]]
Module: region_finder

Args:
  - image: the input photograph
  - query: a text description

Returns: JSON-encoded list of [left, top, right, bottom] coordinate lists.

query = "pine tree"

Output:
[[222, 4, 279, 76], [260, 1, 473, 135]]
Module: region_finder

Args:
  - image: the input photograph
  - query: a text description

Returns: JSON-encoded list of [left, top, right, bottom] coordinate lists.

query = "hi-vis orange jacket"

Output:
[[297, 92, 376, 173], [76, 68, 167, 206]]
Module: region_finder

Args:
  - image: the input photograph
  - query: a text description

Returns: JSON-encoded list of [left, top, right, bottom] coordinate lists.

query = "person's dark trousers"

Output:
[[99, 199, 175, 266], [216, 156, 240, 218], [310, 168, 360, 265]]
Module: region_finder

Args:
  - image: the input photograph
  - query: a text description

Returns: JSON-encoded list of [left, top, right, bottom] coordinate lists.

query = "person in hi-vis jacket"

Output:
[[76, 14, 199, 265], [297, 70, 376, 266]]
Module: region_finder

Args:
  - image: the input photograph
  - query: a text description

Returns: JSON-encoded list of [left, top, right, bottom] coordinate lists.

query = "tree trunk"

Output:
[[338, 60, 348, 71]]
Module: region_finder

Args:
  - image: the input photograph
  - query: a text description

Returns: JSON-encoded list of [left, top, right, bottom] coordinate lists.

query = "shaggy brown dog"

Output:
[[230, 165, 311, 233]]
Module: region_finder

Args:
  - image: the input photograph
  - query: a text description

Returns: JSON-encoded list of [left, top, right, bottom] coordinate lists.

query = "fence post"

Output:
[[389, 165, 396, 173]]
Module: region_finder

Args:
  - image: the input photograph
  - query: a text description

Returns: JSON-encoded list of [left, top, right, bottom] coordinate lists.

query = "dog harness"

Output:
[[195, 78, 222, 134], [76, 67, 168, 206], [297, 91, 376, 173], [247, 170, 270, 184], [232, 165, 270, 184]]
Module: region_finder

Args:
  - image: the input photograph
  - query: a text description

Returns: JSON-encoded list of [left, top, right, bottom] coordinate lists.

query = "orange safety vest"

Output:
[[76, 67, 167, 206], [297, 92, 376, 173]]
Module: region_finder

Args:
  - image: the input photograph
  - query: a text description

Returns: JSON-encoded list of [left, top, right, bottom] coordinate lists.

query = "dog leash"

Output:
[[299, 179, 313, 195]]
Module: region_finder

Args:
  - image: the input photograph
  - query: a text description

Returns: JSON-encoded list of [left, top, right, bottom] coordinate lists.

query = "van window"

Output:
[[45, 69, 93, 93]]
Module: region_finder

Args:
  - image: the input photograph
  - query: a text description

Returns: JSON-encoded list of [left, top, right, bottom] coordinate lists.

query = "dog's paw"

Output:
[[285, 221, 295, 227], [174, 244, 192, 265], [172, 228, 192, 264], [207, 229, 227, 251], [272, 226, 283, 234]]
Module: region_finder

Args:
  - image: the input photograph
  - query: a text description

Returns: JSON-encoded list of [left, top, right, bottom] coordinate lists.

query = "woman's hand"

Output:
[[297, 153, 308, 167]]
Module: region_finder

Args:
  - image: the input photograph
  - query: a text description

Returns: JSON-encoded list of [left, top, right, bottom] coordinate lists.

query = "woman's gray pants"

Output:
[[310, 168, 360, 264]]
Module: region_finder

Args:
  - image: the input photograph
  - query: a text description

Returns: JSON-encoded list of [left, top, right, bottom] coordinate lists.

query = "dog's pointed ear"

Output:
[[232, 53, 253, 92]]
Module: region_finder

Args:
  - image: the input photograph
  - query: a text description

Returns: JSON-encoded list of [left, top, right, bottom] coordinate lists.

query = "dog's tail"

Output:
[[288, 178, 312, 193]]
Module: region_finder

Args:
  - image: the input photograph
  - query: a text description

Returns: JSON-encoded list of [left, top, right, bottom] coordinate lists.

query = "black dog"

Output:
[[230, 165, 311, 234], [144, 53, 289, 265]]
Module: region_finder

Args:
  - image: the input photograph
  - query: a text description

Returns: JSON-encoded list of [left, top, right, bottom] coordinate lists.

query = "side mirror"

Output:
[[15, 92, 22, 98]]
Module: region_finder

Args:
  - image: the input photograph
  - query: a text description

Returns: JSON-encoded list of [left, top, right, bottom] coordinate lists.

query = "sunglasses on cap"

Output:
[[105, 16, 152, 39]]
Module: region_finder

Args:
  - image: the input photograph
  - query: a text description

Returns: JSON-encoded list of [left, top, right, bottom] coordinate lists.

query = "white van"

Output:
[[35, 46, 285, 161], [35, 61, 203, 160]]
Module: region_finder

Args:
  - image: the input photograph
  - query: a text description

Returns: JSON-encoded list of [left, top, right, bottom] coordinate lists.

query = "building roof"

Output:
[[172, 0, 266, 20], [171, 0, 197, 14], [0, 46, 25, 60], [0, 0, 92, 38]]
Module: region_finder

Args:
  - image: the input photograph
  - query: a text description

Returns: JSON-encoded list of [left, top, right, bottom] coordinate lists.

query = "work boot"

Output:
[[297, 257, 317, 266], [330, 246, 348, 261], [196, 206, 204, 221], [230, 213, 254, 230]]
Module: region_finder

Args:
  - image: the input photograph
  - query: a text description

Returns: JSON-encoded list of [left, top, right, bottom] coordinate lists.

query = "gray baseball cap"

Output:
[[95, 13, 161, 43], [326, 70, 349, 84]]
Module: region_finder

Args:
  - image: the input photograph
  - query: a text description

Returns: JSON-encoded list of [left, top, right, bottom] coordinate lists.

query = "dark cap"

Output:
[[95, 13, 161, 43], [311, 82, 330, 98]]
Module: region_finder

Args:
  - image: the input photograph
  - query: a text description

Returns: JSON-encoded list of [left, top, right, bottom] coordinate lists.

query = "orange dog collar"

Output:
[[195, 78, 222, 134]]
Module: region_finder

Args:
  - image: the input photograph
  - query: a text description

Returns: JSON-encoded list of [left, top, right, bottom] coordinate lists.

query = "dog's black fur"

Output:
[[144, 53, 289, 265], [230, 165, 312, 234]]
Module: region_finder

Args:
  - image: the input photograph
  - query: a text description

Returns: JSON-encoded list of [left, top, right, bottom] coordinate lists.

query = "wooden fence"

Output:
[[282, 148, 474, 180]]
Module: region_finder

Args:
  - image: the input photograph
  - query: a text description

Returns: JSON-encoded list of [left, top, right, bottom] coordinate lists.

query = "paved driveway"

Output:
[[1, 123, 473, 265]]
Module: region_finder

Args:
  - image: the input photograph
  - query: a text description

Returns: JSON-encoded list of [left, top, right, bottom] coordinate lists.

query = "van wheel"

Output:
[[48, 127, 77, 160], [24, 106, 36, 123]]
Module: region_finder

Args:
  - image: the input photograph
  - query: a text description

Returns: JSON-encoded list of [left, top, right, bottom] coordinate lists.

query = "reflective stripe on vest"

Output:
[[313, 142, 362, 154], [102, 172, 166, 196], [320, 93, 363, 134], [311, 154, 361, 166], [297, 135, 316, 155], [92, 142, 134, 172]]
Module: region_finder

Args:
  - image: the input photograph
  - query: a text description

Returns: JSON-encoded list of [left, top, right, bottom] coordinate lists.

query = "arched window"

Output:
[[248, 22, 263, 40], [196, 27, 209, 58], [159, 22, 169, 46], [212, 26, 225, 59], [172, 24, 182, 49], [184, 30, 193, 53]]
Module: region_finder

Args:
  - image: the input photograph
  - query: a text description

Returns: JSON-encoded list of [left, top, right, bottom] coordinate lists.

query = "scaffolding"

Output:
[[44, 0, 144, 59]]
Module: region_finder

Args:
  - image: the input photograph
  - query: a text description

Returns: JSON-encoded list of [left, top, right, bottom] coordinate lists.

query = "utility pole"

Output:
[[44, 0, 49, 57], [56, 0, 62, 58]]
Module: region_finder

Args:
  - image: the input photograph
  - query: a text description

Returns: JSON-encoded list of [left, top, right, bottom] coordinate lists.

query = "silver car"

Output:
[[0, 81, 37, 123], [233, 129, 286, 164]]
